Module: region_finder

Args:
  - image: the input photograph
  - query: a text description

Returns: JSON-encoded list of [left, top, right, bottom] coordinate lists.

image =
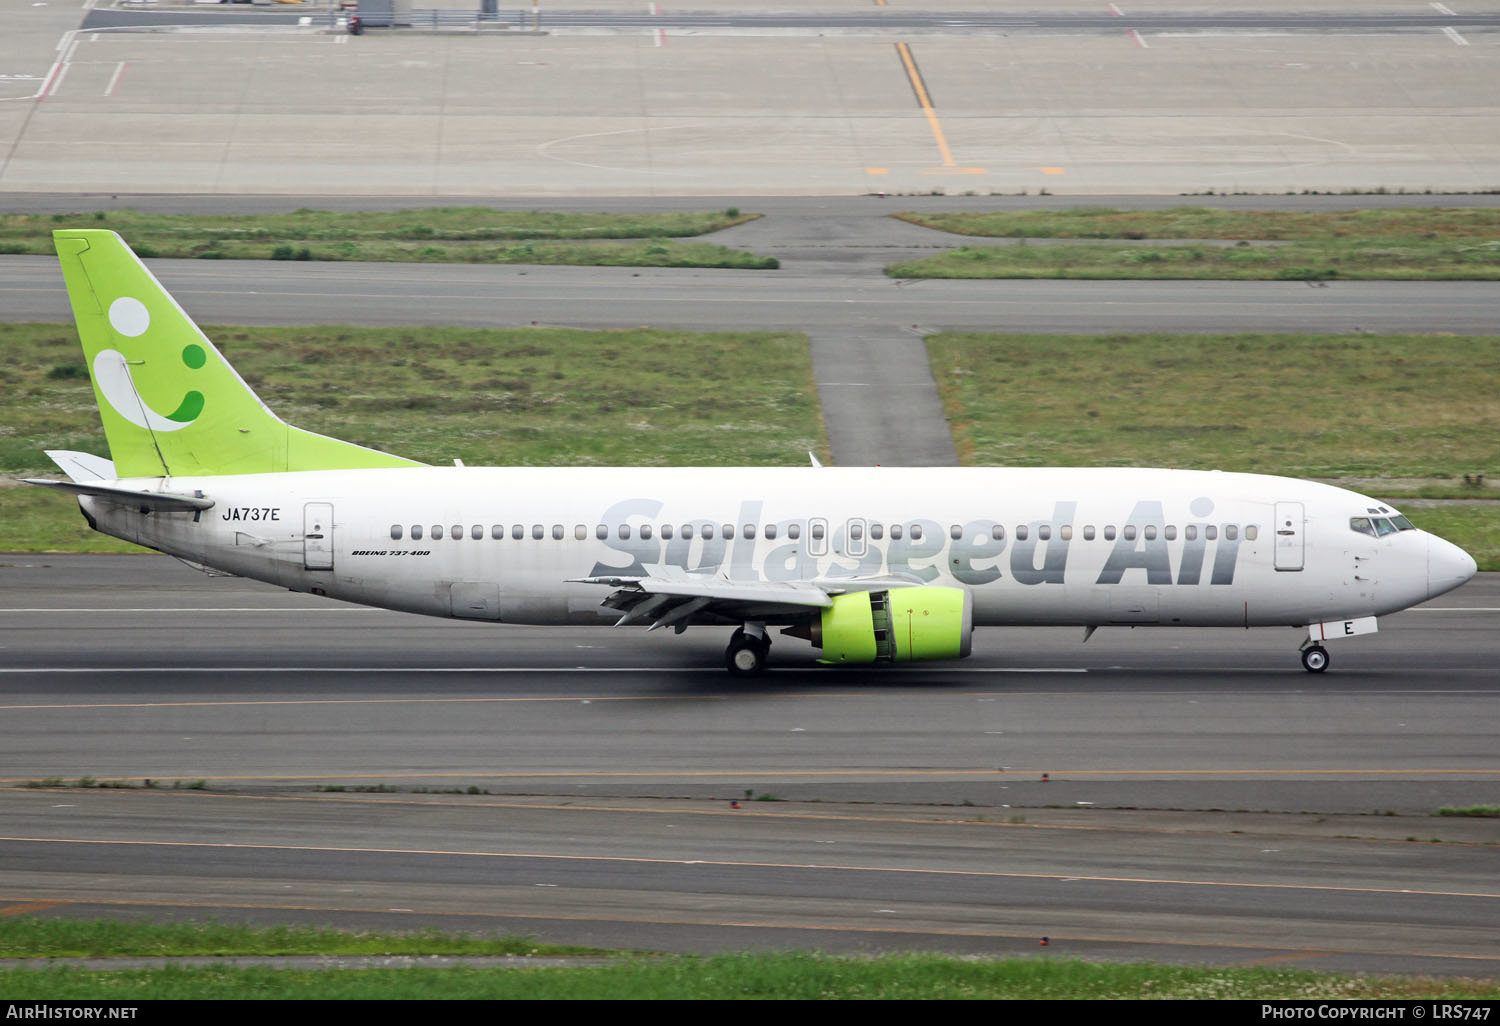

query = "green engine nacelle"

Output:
[[813, 587, 973, 664]]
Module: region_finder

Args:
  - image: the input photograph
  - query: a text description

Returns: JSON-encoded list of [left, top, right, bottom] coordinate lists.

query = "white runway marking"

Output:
[[103, 61, 126, 97], [1441, 26, 1470, 45]]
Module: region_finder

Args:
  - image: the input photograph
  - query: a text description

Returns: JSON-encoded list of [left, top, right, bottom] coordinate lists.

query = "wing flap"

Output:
[[573, 570, 836, 633]]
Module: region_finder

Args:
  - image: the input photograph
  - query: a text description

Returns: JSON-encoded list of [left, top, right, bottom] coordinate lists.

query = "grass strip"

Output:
[[0, 322, 827, 552], [0, 208, 778, 269], [0, 918, 604, 959], [926, 331, 1499, 567], [889, 206, 1500, 280], [886, 240, 1500, 280], [894, 206, 1500, 241], [3, 952, 1498, 999]]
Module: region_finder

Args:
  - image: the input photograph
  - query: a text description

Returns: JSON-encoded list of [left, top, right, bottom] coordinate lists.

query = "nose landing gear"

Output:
[[1300, 644, 1330, 673]]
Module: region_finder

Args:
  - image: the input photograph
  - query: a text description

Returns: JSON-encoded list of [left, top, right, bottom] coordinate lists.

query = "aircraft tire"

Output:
[[726, 634, 768, 676], [1301, 645, 1330, 673]]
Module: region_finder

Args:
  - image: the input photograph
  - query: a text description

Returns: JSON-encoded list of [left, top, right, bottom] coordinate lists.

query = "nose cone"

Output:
[[1428, 533, 1478, 600]]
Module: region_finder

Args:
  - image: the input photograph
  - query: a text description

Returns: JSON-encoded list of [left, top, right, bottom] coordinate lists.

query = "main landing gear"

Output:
[[1300, 643, 1330, 673], [726, 624, 770, 676]]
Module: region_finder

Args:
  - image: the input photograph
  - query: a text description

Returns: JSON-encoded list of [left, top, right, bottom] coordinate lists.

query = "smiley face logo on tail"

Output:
[[94, 296, 206, 433]]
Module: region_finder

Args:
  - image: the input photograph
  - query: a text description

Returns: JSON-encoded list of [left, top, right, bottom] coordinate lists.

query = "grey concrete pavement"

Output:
[[4, 2, 1500, 196]]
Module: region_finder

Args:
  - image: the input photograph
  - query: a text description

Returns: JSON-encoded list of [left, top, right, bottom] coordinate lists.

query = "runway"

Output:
[[1, 557, 1496, 974]]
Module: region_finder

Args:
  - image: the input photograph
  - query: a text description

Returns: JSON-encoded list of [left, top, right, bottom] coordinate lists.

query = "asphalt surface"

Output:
[[0, 557, 1496, 973]]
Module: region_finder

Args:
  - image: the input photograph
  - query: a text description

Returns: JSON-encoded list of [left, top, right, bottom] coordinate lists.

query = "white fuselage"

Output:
[[78, 466, 1469, 631]]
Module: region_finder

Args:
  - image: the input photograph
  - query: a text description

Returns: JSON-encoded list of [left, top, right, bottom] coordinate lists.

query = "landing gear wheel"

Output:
[[1301, 645, 1330, 673], [726, 632, 769, 676]]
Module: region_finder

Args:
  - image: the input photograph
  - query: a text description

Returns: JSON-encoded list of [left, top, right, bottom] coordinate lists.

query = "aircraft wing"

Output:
[[571, 567, 927, 631]]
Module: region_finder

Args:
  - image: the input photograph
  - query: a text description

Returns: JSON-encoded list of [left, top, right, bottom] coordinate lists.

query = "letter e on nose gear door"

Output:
[[1274, 501, 1304, 571], [304, 502, 334, 571]]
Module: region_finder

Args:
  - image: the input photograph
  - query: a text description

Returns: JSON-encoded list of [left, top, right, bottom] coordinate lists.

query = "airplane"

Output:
[[25, 229, 1478, 675]]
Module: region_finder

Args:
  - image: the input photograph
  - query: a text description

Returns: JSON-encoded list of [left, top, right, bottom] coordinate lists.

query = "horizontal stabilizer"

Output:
[[22, 478, 215, 512], [45, 450, 117, 483]]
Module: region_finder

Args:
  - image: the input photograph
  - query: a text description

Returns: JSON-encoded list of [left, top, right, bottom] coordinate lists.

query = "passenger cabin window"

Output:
[[532, 524, 543, 540], [1164, 525, 1176, 541], [811, 522, 826, 540], [682, 524, 696, 540], [1015, 525, 1028, 541], [889, 524, 901, 540], [640, 525, 653, 540], [909, 524, 922, 541], [870, 523, 883, 540], [950, 524, 962, 540], [391, 524, 403, 540], [512, 524, 524, 540], [992, 525, 1006, 540], [1245, 525, 1258, 541], [788, 523, 802, 540], [552, 524, 564, 540], [575, 525, 587, 541], [764, 524, 776, 540], [1185, 525, 1197, 541], [1123, 526, 1136, 541], [662, 524, 674, 540], [1143, 526, 1156, 541], [596, 524, 609, 540], [492, 525, 504, 540], [1038, 525, 1051, 541], [743, 524, 754, 539], [431, 525, 443, 541], [411, 524, 423, 540], [471, 525, 483, 540], [1226, 525, 1238, 541], [1205, 525, 1218, 540], [1082, 525, 1095, 541], [1060, 525, 1073, 541], [721, 523, 733, 540], [1103, 526, 1116, 541]]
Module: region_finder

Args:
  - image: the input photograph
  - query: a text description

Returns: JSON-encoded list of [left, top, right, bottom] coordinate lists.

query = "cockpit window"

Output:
[[1349, 517, 1377, 538], [1373, 518, 1396, 537], [1391, 515, 1416, 531]]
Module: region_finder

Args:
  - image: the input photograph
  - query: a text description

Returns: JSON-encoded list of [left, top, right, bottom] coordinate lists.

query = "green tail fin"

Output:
[[54, 229, 422, 478]]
